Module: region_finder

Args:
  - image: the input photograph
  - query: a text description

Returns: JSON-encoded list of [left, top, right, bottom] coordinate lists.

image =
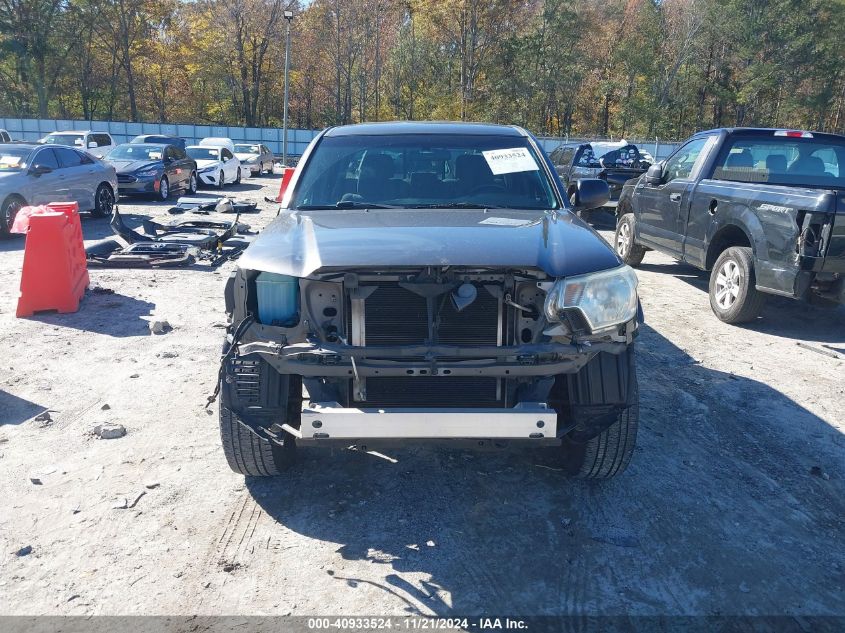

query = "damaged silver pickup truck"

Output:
[[219, 122, 641, 479]]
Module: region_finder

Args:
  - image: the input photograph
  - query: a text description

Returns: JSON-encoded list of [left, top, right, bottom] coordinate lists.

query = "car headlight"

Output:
[[200, 166, 216, 174], [135, 169, 160, 178], [244, 156, 257, 164], [544, 265, 638, 333]]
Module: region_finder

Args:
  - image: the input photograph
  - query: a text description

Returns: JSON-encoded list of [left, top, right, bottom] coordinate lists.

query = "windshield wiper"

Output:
[[411, 202, 505, 209], [296, 201, 401, 210]]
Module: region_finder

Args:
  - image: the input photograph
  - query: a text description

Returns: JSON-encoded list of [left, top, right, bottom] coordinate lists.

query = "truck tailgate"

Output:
[[821, 191, 845, 272]]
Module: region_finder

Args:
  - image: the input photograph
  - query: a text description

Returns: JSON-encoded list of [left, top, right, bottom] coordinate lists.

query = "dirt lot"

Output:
[[1, 178, 844, 618]]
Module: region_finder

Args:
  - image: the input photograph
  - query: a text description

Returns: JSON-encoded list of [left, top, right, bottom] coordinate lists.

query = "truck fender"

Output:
[[704, 205, 766, 270]]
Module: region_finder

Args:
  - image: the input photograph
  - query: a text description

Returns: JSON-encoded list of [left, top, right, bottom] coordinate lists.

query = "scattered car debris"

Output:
[[29, 476, 42, 485], [144, 481, 160, 489], [101, 404, 111, 410], [94, 423, 126, 439], [87, 241, 197, 268], [33, 411, 51, 425], [149, 320, 172, 335], [14, 545, 33, 557], [167, 196, 258, 215]]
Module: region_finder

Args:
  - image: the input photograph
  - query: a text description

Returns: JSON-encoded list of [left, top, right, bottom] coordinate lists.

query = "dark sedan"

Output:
[[104, 143, 197, 200]]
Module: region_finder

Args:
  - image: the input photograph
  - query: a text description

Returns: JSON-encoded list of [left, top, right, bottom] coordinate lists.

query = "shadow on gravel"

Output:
[[0, 390, 47, 425], [246, 324, 845, 616], [25, 290, 155, 337], [636, 260, 845, 344]]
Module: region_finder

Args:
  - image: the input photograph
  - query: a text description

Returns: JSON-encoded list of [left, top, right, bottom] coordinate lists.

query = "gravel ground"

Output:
[[1, 179, 843, 617]]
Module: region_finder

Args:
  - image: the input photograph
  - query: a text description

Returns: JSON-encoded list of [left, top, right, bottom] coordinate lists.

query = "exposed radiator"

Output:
[[351, 282, 505, 407], [362, 283, 500, 346]]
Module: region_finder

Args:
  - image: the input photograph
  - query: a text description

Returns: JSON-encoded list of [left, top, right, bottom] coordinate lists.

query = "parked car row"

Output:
[[0, 133, 279, 234]]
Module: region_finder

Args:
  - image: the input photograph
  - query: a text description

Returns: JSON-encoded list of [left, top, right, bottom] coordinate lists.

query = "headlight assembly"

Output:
[[544, 265, 638, 333], [135, 169, 160, 178], [200, 166, 217, 174]]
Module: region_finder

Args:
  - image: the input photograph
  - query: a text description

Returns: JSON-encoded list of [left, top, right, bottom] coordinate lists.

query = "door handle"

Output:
[[670, 193, 681, 202]]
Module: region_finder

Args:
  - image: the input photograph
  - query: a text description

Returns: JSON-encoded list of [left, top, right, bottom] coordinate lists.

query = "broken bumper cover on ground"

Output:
[[294, 402, 556, 442]]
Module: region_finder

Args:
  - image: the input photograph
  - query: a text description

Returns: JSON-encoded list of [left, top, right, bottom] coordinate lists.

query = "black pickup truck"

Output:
[[614, 128, 845, 323]]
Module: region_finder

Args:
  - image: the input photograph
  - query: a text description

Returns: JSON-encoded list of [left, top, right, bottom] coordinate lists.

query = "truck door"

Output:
[[635, 137, 712, 255]]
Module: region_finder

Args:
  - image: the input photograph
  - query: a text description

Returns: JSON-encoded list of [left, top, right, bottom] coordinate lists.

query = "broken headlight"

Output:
[[544, 265, 638, 333]]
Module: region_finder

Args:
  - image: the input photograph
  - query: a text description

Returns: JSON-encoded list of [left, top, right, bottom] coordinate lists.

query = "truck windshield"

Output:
[[713, 136, 845, 189], [291, 134, 560, 210]]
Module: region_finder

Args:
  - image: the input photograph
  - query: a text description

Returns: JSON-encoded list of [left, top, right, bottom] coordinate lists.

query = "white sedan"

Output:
[[186, 145, 241, 188]]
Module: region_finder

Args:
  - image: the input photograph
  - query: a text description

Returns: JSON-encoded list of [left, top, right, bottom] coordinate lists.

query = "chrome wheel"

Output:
[[714, 259, 741, 309], [159, 177, 170, 200], [616, 221, 631, 257]]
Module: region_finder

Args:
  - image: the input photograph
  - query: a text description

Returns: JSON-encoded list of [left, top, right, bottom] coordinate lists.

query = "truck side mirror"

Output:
[[645, 164, 663, 185], [572, 178, 610, 211]]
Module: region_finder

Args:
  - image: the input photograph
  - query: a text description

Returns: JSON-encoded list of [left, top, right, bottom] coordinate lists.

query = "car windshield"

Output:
[[43, 133, 85, 147], [188, 147, 220, 161], [0, 147, 33, 171], [712, 135, 845, 188], [291, 134, 559, 210], [235, 144, 260, 154], [107, 144, 164, 161]]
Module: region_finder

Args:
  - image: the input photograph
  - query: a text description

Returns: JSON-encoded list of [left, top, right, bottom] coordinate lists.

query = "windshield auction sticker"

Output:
[[481, 147, 539, 175]]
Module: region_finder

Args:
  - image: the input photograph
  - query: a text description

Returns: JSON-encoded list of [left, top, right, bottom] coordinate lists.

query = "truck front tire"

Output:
[[708, 246, 766, 324], [556, 348, 639, 479], [614, 213, 646, 267], [218, 351, 299, 476], [219, 405, 293, 476]]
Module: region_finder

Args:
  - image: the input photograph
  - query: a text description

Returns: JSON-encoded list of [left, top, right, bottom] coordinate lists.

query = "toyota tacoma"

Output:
[[219, 122, 640, 479]]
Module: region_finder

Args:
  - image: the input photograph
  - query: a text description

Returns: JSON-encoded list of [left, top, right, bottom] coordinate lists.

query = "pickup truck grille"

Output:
[[354, 282, 503, 407]]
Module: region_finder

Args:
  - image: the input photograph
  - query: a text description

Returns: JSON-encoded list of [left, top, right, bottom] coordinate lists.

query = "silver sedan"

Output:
[[233, 143, 275, 176], [0, 144, 118, 235]]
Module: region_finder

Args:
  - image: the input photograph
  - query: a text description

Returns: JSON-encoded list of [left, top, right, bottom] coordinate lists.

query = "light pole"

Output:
[[282, 10, 294, 167]]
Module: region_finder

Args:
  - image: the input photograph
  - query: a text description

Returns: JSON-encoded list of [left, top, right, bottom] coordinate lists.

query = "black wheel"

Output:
[[614, 213, 646, 266], [219, 405, 293, 476], [709, 246, 766, 324], [218, 351, 299, 476], [217, 171, 225, 189], [187, 171, 198, 194], [235, 168, 242, 184], [1, 195, 25, 236], [556, 348, 639, 479], [92, 184, 115, 218], [158, 176, 170, 201]]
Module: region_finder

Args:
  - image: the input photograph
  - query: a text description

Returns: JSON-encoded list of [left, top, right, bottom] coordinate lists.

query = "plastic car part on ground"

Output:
[[85, 207, 249, 268], [166, 196, 258, 215], [86, 241, 197, 268]]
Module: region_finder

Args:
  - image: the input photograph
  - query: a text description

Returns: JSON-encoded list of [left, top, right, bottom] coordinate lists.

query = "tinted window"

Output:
[[33, 148, 59, 169], [291, 134, 560, 210], [93, 134, 111, 147], [712, 135, 845, 187], [172, 146, 186, 160], [54, 147, 83, 168], [221, 148, 234, 160], [663, 137, 712, 183]]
